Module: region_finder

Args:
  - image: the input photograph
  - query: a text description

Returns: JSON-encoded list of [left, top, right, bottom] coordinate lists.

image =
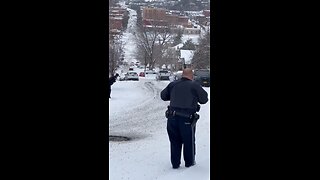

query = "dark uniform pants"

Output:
[[167, 115, 196, 167]]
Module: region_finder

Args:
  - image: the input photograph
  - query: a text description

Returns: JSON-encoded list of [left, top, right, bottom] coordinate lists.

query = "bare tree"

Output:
[[172, 28, 183, 46], [191, 30, 210, 69], [108, 0, 126, 76], [134, 22, 174, 71], [109, 34, 123, 76], [158, 47, 180, 70]]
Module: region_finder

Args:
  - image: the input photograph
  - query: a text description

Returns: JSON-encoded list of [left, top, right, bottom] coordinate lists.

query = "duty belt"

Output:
[[166, 107, 195, 119], [165, 106, 200, 127], [170, 110, 193, 119]]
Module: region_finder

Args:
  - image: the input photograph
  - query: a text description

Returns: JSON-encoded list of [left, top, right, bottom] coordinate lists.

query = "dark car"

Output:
[[193, 69, 210, 87], [139, 72, 145, 77]]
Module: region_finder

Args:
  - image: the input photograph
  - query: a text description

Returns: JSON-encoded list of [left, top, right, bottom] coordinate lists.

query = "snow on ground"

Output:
[[109, 5, 210, 179], [181, 34, 200, 45], [120, 7, 138, 66], [109, 77, 210, 180]]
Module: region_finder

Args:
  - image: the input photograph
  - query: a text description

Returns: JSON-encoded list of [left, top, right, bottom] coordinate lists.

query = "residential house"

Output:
[[180, 49, 194, 68]]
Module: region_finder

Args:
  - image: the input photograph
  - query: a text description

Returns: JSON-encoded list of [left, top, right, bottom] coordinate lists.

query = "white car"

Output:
[[145, 70, 156, 75], [125, 71, 139, 81], [156, 70, 170, 80]]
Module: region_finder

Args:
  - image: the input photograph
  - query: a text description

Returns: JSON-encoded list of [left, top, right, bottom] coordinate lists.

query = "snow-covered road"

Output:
[[109, 2, 210, 179], [121, 7, 138, 65], [109, 77, 210, 180], [109, 78, 170, 138]]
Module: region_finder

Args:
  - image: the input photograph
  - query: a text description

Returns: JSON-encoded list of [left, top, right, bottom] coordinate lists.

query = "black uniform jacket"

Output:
[[160, 77, 208, 112]]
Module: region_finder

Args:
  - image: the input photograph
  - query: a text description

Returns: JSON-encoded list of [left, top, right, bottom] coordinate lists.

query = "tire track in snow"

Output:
[[109, 80, 169, 139]]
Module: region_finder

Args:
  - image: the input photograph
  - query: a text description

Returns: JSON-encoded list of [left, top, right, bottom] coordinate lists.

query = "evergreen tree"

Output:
[[172, 29, 183, 46], [181, 39, 196, 50]]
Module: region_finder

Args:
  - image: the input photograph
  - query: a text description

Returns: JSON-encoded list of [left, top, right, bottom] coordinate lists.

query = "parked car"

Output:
[[129, 67, 134, 71], [139, 72, 145, 77], [125, 71, 139, 81], [157, 70, 170, 80], [193, 69, 210, 87], [173, 71, 183, 81], [145, 70, 156, 75]]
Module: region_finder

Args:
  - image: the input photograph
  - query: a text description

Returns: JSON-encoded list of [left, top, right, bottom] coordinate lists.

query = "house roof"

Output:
[[173, 43, 184, 50]]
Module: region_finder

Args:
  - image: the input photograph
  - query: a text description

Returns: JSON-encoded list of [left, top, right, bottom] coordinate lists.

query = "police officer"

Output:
[[160, 68, 208, 169], [109, 73, 119, 98]]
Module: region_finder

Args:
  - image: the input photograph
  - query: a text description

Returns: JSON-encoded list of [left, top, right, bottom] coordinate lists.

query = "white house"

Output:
[[180, 49, 194, 68]]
